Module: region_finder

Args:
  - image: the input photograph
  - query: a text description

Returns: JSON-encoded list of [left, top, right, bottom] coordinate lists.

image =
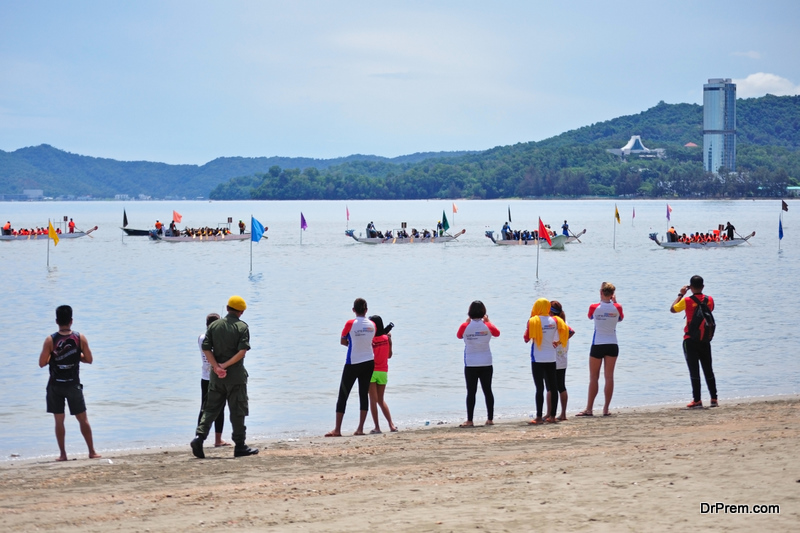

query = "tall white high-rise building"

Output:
[[703, 78, 736, 173]]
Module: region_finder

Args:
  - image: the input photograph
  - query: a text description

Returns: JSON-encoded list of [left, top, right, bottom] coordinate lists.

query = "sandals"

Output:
[[575, 411, 594, 417]]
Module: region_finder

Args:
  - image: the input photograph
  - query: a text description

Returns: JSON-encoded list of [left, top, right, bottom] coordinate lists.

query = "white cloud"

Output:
[[732, 50, 761, 59], [733, 73, 800, 98]]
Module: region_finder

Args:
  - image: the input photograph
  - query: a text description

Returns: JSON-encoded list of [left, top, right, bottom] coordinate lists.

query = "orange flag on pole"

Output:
[[538, 217, 552, 246], [173, 211, 182, 223], [452, 202, 458, 214]]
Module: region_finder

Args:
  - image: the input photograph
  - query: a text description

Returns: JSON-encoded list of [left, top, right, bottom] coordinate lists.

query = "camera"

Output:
[[384, 322, 394, 334]]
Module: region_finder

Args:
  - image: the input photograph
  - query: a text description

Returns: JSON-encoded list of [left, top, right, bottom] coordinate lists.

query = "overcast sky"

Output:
[[1, 0, 799, 165]]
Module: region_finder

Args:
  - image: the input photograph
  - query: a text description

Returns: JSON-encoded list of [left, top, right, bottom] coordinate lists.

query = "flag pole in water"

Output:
[[250, 215, 266, 273], [300, 212, 307, 244]]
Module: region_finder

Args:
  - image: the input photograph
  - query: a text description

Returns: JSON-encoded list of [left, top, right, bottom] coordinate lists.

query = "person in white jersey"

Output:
[[524, 298, 570, 424], [577, 282, 624, 417], [326, 298, 375, 437], [547, 301, 575, 421], [456, 301, 500, 427], [198, 313, 230, 447]]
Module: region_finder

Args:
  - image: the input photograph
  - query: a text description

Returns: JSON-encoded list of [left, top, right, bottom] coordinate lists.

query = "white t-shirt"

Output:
[[529, 315, 559, 364], [555, 322, 571, 370], [199, 333, 211, 380], [457, 319, 500, 367], [341, 316, 376, 365], [588, 301, 624, 345]]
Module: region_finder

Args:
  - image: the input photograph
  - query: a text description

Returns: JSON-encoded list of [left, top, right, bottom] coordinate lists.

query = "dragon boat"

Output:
[[1, 226, 98, 241], [484, 230, 567, 250], [345, 228, 465, 244], [149, 230, 252, 242], [649, 231, 755, 248]]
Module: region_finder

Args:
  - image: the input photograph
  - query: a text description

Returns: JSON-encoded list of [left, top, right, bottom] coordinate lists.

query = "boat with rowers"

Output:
[[649, 230, 755, 248], [484, 230, 568, 249], [149, 226, 254, 242], [345, 221, 465, 244], [0, 226, 98, 241]]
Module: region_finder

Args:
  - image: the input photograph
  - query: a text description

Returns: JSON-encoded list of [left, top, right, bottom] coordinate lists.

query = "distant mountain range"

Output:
[[1, 94, 798, 199]]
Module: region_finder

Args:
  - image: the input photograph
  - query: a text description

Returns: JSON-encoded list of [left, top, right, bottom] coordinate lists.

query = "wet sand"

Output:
[[1, 397, 797, 532]]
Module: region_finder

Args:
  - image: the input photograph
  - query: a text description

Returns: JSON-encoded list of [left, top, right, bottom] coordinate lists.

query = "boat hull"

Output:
[[149, 232, 251, 242], [345, 229, 465, 244], [121, 227, 151, 236], [485, 231, 567, 250], [649, 231, 755, 248], [0, 226, 98, 241]]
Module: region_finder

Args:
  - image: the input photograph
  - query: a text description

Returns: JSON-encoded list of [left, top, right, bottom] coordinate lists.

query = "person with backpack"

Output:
[[671, 275, 718, 409]]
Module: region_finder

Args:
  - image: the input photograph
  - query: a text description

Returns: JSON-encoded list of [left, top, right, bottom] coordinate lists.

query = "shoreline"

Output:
[[5, 392, 798, 465], [2, 396, 797, 532]]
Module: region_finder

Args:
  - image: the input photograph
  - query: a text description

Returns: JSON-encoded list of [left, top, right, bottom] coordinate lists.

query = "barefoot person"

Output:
[[457, 301, 500, 427], [368, 315, 397, 434], [198, 313, 230, 448], [191, 296, 258, 459], [547, 301, 574, 421], [326, 298, 376, 437], [38, 305, 100, 461], [577, 282, 624, 417], [525, 298, 570, 424]]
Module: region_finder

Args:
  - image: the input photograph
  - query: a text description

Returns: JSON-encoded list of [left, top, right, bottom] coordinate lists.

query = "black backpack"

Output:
[[688, 295, 715, 342]]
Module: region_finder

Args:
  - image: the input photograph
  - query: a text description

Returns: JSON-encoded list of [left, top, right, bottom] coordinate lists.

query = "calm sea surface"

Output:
[[1, 199, 798, 460]]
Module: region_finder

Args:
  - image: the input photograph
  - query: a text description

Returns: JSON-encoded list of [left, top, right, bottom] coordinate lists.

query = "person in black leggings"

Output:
[[456, 300, 500, 427]]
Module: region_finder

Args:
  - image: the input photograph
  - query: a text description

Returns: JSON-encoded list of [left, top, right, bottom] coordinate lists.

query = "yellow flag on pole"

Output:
[[614, 205, 621, 224], [48, 221, 59, 246]]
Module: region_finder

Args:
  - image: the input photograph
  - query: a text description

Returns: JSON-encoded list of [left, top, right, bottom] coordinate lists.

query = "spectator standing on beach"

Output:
[[577, 282, 624, 417], [547, 301, 574, 421], [457, 301, 500, 427], [671, 275, 718, 409], [197, 313, 230, 448], [368, 315, 397, 434], [326, 298, 375, 437], [191, 296, 258, 458], [38, 305, 100, 461], [525, 298, 570, 424]]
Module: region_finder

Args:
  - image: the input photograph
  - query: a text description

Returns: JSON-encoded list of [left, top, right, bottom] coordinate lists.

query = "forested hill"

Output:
[[212, 94, 800, 200], [2, 94, 798, 199], [0, 146, 476, 199]]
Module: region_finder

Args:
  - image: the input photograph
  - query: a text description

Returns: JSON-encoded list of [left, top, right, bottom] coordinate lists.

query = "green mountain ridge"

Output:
[[2, 94, 798, 199]]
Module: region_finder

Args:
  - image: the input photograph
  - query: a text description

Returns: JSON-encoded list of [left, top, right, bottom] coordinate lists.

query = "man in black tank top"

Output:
[[38, 305, 101, 461]]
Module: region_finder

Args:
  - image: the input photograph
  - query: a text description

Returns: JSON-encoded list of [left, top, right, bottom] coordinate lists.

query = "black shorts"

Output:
[[589, 344, 619, 359], [46, 382, 87, 415]]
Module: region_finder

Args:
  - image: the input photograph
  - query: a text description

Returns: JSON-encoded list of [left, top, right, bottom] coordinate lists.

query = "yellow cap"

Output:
[[227, 295, 247, 311]]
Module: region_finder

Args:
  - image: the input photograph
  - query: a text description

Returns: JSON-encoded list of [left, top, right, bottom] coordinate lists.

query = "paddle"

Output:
[[76, 226, 94, 238], [569, 229, 583, 243], [734, 230, 752, 245]]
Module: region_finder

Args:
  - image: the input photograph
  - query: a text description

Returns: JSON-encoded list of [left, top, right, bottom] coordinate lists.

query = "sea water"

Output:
[[1, 198, 797, 460]]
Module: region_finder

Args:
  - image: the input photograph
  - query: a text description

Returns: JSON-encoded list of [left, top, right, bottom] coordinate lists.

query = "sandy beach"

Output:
[[1, 397, 797, 532]]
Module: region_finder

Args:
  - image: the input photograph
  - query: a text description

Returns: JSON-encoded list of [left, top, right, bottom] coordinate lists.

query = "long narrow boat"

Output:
[[345, 228, 465, 244], [121, 227, 151, 236], [485, 230, 567, 250], [649, 231, 755, 248], [149, 230, 252, 242], [0, 226, 98, 241]]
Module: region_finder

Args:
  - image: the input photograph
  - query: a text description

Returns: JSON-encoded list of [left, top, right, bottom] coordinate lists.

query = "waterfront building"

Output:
[[703, 78, 736, 173], [606, 135, 666, 159]]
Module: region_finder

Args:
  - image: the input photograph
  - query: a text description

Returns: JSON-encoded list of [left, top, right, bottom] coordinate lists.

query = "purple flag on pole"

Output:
[[300, 212, 307, 230], [666, 203, 672, 221]]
